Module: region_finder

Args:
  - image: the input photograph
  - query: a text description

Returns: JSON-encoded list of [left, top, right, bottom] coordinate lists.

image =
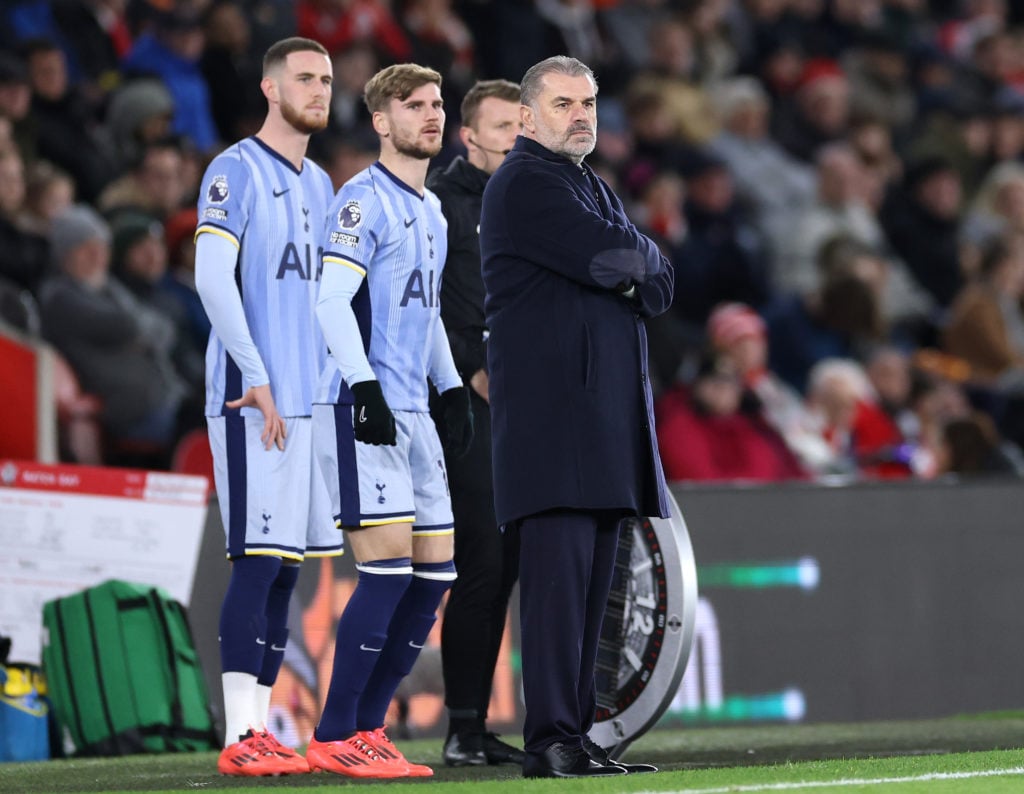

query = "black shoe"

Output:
[[584, 736, 658, 774], [523, 741, 627, 778], [443, 733, 488, 767], [481, 732, 525, 765]]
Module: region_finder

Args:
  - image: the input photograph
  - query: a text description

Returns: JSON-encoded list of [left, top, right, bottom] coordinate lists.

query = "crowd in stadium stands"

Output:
[[2, 0, 1024, 482]]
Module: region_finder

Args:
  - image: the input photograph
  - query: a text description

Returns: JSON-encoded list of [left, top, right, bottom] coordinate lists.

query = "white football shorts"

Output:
[[312, 404, 454, 535], [208, 414, 344, 560]]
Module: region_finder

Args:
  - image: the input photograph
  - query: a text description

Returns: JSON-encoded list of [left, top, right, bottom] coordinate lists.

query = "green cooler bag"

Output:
[[41, 580, 217, 756]]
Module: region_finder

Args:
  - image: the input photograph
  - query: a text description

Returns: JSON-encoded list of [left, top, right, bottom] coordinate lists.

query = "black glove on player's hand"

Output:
[[436, 386, 474, 459], [351, 380, 397, 446]]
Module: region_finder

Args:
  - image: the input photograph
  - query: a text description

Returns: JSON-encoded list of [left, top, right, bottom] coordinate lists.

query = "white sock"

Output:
[[222, 672, 259, 747], [255, 683, 273, 732]]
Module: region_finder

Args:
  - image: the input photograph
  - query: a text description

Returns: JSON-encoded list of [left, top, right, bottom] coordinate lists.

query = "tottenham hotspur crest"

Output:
[[207, 174, 229, 204]]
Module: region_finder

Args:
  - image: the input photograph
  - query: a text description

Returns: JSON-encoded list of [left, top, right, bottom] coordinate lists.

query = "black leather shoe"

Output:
[[523, 741, 627, 778], [481, 732, 525, 765], [584, 736, 658, 773], [443, 733, 487, 767]]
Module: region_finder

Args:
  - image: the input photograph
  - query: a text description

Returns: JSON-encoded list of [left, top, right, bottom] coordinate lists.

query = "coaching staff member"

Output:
[[427, 79, 526, 767], [480, 55, 673, 778]]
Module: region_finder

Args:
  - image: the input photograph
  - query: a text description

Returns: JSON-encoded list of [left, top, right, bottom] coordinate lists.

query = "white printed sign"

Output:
[[0, 460, 209, 664]]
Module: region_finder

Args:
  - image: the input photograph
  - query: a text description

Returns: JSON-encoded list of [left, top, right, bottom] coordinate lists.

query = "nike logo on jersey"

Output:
[[273, 188, 290, 197], [404, 217, 416, 228], [408, 641, 424, 649], [358, 406, 368, 423], [360, 644, 383, 652], [271, 644, 287, 652], [255, 638, 267, 645]]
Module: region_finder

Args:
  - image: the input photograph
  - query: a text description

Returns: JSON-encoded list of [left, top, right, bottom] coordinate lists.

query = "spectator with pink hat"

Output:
[[771, 57, 851, 164], [708, 301, 837, 475]]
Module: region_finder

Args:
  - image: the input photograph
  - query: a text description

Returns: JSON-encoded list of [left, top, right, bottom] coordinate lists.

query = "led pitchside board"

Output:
[[590, 492, 697, 757]]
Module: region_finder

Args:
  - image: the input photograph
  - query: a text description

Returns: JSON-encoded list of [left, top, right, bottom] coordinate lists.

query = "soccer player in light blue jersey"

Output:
[[193, 37, 342, 777], [307, 63, 473, 779]]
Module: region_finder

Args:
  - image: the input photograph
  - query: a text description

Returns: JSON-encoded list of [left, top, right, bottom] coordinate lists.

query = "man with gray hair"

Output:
[[480, 55, 672, 778], [39, 204, 184, 456], [709, 75, 815, 249]]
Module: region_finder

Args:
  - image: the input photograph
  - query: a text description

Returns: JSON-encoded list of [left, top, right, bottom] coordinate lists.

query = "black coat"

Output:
[[480, 136, 673, 525], [427, 155, 490, 379], [882, 188, 963, 309], [428, 155, 494, 496]]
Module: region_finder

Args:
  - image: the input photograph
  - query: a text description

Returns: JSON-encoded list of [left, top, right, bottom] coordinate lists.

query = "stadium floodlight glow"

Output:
[[589, 492, 698, 758]]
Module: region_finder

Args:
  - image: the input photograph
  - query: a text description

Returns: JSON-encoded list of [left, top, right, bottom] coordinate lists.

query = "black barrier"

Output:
[[189, 479, 1024, 743], [666, 478, 1024, 725]]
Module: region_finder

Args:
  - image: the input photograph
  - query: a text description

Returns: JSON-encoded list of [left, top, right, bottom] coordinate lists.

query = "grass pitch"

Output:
[[4, 715, 1024, 794]]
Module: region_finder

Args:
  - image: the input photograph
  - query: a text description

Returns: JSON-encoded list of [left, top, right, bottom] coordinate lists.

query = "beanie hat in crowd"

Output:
[[111, 211, 163, 268], [49, 204, 111, 266], [106, 79, 175, 142], [0, 52, 28, 85], [707, 302, 766, 350], [796, 58, 845, 92], [903, 155, 955, 190], [164, 207, 199, 262]]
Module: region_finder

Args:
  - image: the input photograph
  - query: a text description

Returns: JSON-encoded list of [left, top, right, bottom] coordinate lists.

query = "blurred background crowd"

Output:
[[3, 0, 1024, 484]]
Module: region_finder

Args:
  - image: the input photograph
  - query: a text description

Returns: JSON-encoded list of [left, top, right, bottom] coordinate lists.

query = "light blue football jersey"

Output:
[[316, 162, 449, 412], [196, 137, 334, 418]]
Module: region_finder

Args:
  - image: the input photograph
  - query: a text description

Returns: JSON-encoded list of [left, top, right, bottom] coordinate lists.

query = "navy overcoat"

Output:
[[480, 136, 673, 526]]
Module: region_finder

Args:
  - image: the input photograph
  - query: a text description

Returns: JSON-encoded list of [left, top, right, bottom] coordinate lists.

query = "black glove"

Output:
[[435, 386, 474, 459], [350, 380, 397, 446]]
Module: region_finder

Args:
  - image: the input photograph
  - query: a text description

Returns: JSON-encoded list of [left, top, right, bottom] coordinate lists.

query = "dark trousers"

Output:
[[518, 509, 622, 756], [441, 394, 521, 729]]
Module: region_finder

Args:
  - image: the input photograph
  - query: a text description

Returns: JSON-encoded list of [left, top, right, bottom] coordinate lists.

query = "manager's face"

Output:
[[522, 72, 596, 164]]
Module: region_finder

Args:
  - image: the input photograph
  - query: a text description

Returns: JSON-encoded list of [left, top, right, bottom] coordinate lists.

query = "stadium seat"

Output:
[[171, 428, 214, 482], [52, 352, 169, 469], [50, 350, 103, 465], [0, 276, 40, 336]]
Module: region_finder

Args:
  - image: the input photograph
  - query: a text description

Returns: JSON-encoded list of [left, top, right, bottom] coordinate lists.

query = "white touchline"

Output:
[[633, 766, 1024, 794]]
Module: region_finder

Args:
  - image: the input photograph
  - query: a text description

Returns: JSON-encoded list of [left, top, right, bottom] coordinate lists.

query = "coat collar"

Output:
[[512, 135, 586, 169], [440, 155, 490, 193]]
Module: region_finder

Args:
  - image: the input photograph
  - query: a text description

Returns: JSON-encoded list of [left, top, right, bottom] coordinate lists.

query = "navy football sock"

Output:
[[219, 556, 282, 675], [314, 558, 412, 742], [257, 563, 299, 687], [356, 560, 457, 730]]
